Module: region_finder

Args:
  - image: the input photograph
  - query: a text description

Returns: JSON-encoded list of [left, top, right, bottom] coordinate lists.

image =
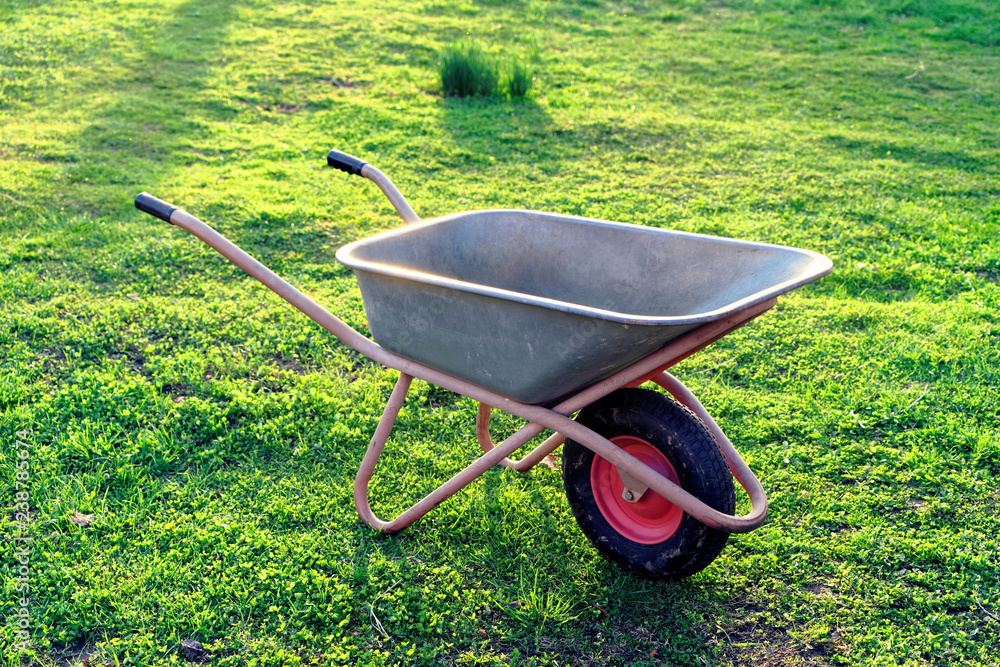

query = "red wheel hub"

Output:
[[591, 435, 683, 544]]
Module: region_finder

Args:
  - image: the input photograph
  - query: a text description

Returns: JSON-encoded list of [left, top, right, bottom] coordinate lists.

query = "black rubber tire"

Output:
[[563, 388, 736, 580]]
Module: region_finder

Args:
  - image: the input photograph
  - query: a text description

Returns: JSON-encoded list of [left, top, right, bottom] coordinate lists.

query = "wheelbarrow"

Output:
[[134, 150, 832, 579]]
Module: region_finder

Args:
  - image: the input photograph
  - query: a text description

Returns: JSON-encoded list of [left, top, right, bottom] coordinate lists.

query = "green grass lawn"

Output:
[[2, 0, 999, 665]]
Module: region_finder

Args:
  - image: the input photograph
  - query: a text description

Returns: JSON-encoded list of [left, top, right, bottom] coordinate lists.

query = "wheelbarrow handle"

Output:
[[327, 149, 368, 176], [135, 192, 178, 224], [325, 148, 421, 224]]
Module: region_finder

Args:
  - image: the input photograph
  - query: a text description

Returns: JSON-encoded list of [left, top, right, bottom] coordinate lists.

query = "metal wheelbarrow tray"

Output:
[[338, 208, 831, 405], [135, 149, 832, 580]]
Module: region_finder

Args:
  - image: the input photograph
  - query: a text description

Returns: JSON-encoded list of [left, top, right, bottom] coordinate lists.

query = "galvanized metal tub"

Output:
[[336, 210, 832, 405]]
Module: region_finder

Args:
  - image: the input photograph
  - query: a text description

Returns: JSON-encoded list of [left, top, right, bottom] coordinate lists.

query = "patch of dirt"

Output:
[[463, 603, 703, 666], [235, 98, 303, 113], [721, 622, 820, 667], [441, 629, 665, 667], [804, 582, 835, 597], [320, 76, 357, 88], [272, 355, 307, 374], [122, 344, 147, 376], [717, 591, 850, 666], [40, 347, 68, 373], [160, 382, 194, 401], [976, 270, 999, 283], [45, 640, 105, 667], [264, 102, 302, 113]]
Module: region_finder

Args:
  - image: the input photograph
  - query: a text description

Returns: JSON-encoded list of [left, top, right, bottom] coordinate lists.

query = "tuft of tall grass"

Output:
[[504, 60, 533, 98], [440, 43, 498, 97]]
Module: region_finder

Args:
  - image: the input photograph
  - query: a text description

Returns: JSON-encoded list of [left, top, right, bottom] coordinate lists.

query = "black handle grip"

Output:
[[135, 192, 178, 223], [327, 149, 367, 176]]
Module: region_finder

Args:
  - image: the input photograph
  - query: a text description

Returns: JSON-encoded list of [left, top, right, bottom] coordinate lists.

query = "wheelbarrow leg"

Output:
[[353, 374, 561, 533], [353, 372, 414, 531], [475, 403, 565, 472], [650, 371, 768, 517]]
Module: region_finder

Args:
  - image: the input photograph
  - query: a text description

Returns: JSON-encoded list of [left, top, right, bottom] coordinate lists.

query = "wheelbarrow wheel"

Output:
[[562, 388, 735, 580]]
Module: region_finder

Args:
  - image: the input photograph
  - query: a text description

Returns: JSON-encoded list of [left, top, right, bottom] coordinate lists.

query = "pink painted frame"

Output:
[[160, 205, 770, 535], [146, 161, 772, 537]]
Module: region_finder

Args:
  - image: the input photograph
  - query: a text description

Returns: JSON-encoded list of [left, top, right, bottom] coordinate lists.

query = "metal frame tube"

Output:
[[359, 164, 420, 224], [652, 371, 768, 529]]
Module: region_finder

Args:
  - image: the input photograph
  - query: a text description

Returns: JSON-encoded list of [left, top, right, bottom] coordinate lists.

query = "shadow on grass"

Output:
[[375, 467, 737, 663], [42, 1, 351, 286], [437, 94, 710, 179], [436, 95, 556, 166], [60, 0, 242, 209], [822, 133, 988, 173]]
